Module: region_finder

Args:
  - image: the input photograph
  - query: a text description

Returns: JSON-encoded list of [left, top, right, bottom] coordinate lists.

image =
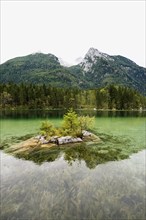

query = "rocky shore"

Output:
[[6, 130, 101, 155], [36, 130, 96, 145]]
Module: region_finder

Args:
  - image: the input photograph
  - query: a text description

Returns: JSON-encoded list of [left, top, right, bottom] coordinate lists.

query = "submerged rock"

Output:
[[6, 138, 39, 153]]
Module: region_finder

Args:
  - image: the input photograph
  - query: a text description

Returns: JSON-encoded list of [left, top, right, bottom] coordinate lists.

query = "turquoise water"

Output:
[[1, 110, 145, 144], [0, 110, 146, 219]]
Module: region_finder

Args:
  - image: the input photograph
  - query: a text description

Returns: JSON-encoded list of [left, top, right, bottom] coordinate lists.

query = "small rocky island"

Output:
[[7, 130, 101, 155], [6, 110, 101, 155], [3, 109, 140, 167]]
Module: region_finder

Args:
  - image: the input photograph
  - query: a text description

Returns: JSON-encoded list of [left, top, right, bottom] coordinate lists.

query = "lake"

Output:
[[0, 110, 146, 220]]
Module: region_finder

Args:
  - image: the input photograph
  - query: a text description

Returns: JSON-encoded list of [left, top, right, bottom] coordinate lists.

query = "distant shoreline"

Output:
[[0, 108, 145, 111]]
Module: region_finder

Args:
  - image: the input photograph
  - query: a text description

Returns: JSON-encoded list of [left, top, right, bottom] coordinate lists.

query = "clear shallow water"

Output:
[[0, 110, 146, 219], [1, 150, 146, 220]]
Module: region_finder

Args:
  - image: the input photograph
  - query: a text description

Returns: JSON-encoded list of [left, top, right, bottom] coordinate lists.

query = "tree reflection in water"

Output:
[[12, 132, 142, 169]]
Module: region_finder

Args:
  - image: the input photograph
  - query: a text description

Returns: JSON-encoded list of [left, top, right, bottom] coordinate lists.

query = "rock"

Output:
[[50, 136, 59, 143], [7, 138, 39, 153], [74, 137, 83, 142], [57, 136, 82, 145], [82, 130, 92, 137], [41, 140, 50, 144], [39, 136, 46, 143]]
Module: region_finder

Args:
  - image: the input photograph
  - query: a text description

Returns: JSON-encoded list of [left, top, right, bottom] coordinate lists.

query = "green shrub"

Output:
[[62, 109, 80, 136], [40, 109, 95, 138], [40, 121, 56, 137], [78, 116, 95, 131]]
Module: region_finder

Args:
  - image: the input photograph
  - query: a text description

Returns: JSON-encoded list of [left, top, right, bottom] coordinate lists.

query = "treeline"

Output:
[[0, 83, 146, 110]]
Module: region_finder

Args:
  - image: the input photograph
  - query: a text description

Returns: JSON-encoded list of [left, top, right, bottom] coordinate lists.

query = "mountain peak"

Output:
[[87, 47, 101, 55], [80, 47, 112, 72], [85, 47, 110, 60]]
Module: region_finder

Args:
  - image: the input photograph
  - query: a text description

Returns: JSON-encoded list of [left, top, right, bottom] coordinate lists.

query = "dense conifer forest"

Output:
[[0, 83, 145, 110]]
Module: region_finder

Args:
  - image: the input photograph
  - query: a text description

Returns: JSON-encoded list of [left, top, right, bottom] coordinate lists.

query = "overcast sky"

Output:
[[1, 0, 145, 67]]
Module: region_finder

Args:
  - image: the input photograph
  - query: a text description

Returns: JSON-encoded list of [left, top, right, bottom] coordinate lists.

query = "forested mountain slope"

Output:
[[0, 53, 79, 88], [0, 48, 145, 94], [69, 48, 146, 94]]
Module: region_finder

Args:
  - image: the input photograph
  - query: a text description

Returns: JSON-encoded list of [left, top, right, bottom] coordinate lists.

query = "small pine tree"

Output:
[[62, 109, 95, 137], [62, 109, 80, 136], [40, 121, 56, 137], [40, 109, 95, 139]]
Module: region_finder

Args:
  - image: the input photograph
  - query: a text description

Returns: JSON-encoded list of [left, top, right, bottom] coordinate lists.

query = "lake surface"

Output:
[[0, 110, 146, 220]]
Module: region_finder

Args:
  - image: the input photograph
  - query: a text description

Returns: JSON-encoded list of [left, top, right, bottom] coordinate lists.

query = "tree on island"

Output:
[[40, 109, 95, 139]]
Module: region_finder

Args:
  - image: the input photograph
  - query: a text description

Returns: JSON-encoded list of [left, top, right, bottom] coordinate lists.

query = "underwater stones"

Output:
[[6, 138, 39, 154], [98, 149, 109, 155]]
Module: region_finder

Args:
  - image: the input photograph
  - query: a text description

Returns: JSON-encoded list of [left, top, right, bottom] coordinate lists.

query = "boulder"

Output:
[[57, 136, 82, 145], [50, 136, 59, 143], [82, 130, 92, 137], [35, 135, 49, 144]]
